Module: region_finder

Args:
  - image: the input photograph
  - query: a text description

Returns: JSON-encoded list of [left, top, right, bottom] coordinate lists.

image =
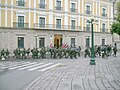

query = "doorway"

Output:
[[54, 34, 62, 48]]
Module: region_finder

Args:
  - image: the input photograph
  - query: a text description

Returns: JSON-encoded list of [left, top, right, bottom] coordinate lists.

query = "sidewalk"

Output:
[[22, 52, 120, 90]]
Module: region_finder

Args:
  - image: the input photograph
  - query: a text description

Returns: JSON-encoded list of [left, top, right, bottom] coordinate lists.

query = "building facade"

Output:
[[0, 0, 113, 51]]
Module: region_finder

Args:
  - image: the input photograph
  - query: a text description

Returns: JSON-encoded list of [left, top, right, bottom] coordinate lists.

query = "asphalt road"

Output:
[[0, 69, 42, 90]]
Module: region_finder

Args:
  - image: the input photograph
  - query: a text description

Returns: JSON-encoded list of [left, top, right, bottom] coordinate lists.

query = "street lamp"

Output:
[[86, 17, 98, 65]]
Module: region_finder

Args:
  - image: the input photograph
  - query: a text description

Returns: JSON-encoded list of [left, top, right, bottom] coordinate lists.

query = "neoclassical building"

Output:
[[0, 0, 113, 51]]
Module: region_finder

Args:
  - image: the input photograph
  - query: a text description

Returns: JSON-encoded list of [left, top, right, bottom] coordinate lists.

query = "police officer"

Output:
[[77, 46, 81, 57], [5, 49, 10, 58], [21, 48, 26, 59], [26, 48, 30, 59], [84, 47, 90, 58], [113, 43, 117, 57]]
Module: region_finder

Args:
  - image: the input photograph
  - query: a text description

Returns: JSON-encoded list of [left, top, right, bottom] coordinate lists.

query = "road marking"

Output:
[[18, 63, 44, 70], [9, 62, 38, 70], [39, 63, 61, 71], [0, 62, 29, 69], [7, 62, 29, 68], [28, 63, 53, 71]]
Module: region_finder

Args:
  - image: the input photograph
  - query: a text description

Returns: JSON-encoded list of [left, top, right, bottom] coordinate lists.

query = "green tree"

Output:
[[111, 2, 120, 35]]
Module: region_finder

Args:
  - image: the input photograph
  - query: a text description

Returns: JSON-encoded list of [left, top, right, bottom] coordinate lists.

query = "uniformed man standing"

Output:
[[113, 43, 117, 57], [84, 47, 90, 58]]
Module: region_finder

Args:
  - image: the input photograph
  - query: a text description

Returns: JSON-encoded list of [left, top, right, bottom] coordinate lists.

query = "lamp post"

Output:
[[86, 17, 98, 65]]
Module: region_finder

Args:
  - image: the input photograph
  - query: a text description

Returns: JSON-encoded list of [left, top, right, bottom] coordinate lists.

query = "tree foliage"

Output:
[[111, 2, 120, 35]]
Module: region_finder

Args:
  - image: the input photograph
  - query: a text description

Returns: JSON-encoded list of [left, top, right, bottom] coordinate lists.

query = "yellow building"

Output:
[[0, 0, 113, 50]]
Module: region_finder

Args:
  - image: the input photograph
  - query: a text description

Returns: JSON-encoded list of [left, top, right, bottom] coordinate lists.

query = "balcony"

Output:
[[86, 10, 92, 15], [38, 4, 47, 9], [16, 1, 25, 6], [55, 6, 63, 11], [102, 13, 107, 17], [70, 8, 77, 12], [13, 22, 29, 28], [34, 24, 81, 31], [100, 28, 108, 32], [84, 27, 91, 32]]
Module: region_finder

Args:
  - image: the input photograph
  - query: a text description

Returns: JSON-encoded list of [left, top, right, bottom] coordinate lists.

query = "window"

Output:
[[102, 39, 105, 45], [39, 17, 45, 28], [56, 19, 61, 29], [39, 38, 45, 48], [71, 20, 75, 29], [17, 0, 25, 6], [71, 3, 76, 12], [102, 23, 105, 32], [18, 16, 24, 28], [86, 24, 90, 31], [102, 8, 106, 17], [18, 37, 24, 48], [86, 37, 90, 47], [40, 0, 46, 8], [56, 0, 61, 10], [71, 38, 75, 47], [86, 5, 91, 14]]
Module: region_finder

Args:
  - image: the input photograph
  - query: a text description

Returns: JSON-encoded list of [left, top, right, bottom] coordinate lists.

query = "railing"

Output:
[[55, 6, 63, 11], [86, 10, 92, 15], [13, 22, 29, 28], [70, 8, 77, 12], [16, 1, 25, 6], [38, 4, 47, 9], [34, 24, 81, 30], [100, 28, 108, 32], [84, 27, 91, 32], [102, 13, 107, 17]]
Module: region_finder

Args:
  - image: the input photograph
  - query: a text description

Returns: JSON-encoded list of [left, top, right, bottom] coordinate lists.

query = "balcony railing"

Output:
[[84, 27, 91, 32], [102, 13, 107, 17], [16, 1, 25, 6], [34, 24, 81, 30], [55, 6, 63, 11], [13, 22, 29, 28], [86, 10, 92, 15], [70, 8, 77, 12], [100, 28, 108, 32], [38, 4, 47, 9]]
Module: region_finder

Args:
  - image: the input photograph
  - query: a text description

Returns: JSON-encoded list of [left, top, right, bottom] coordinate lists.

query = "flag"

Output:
[[50, 43, 53, 48]]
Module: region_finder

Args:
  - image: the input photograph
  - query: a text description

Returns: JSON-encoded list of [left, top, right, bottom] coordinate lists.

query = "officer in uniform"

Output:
[[77, 46, 81, 57], [21, 48, 26, 59], [113, 43, 117, 57], [57, 47, 63, 59], [53, 46, 57, 59], [26, 48, 30, 59], [31, 48, 35, 59], [97, 46, 101, 56], [5, 49, 10, 58], [39, 47, 46, 59], [1, 49, 5, 59], [84, 47, 90, 58]]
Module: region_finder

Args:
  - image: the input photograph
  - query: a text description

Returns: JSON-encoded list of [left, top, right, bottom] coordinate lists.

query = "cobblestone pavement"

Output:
[[21, 52, 120, 90]]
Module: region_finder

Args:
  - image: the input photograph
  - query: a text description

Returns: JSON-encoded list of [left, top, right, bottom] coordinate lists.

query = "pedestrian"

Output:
[[77, 46, 81, 57], [113, 43, 117, 57]]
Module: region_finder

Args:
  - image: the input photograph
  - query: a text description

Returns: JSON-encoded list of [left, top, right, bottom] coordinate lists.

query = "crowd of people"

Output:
[[0, 43, 118, 60]]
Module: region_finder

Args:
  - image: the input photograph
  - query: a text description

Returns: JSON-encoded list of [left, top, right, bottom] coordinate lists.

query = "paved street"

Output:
[[0, 52, 120, 90]]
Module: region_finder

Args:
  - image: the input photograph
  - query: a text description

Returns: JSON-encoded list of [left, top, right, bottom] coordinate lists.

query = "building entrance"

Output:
[[54, 34, 62, 48]]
